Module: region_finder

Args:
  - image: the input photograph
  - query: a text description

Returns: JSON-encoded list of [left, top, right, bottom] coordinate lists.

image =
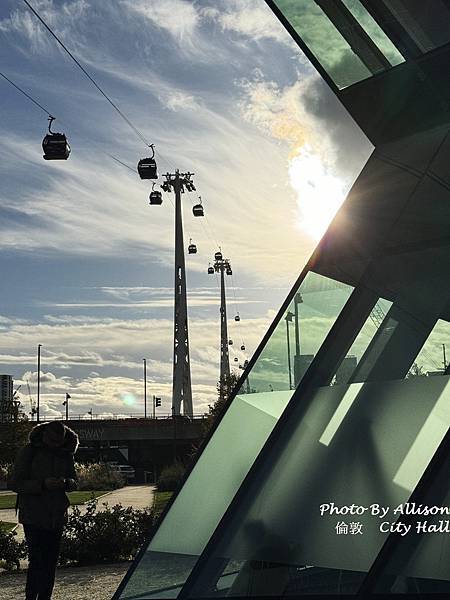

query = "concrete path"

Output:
[[0, 562, 130, 600], [0, 485, 156, 543]]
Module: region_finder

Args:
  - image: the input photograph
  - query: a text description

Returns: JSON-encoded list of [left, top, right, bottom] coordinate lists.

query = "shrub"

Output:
[[75, 462, 125, 491], [156, 461, 186, 492], [59, 499, 153, 565], [0, 527, 27, 570]]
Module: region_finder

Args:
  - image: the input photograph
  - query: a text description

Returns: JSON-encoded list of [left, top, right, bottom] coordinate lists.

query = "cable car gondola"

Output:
[[138, 145, 158, 179], [234, 314, 240, 322], [149, 183, 162, 205], [188, 239, 197, 254], [241, 344, 246, 351], [226, 266, 232, 276], [208, 265, 214, 274], [214, 251, 222, 261], [192, 196, 204, 217], [234, 357, 239, 362], [42, 116, 70, 161], [228, 339, 233, 345]]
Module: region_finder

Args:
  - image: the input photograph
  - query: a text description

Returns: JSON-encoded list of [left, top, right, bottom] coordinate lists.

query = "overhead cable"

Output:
[[0, 71, 53, 117], [22, 0, 153, 148]]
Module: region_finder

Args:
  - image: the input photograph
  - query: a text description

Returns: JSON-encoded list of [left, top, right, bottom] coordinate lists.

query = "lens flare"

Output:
[[120, 392, 136, 407], [289, 146, 346, 241]]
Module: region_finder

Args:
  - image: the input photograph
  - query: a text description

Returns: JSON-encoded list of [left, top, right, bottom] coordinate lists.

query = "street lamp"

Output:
[[285, 311, 294, 390], [143, 358, 147, 419], [37, 344, 42, 422]]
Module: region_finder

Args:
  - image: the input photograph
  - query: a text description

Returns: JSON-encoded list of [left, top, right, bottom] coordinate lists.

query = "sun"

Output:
[[289, 147, 347, 241]]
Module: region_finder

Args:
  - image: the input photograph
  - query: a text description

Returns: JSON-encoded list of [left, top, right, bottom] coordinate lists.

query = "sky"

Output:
[[0, 0, 373, 419]]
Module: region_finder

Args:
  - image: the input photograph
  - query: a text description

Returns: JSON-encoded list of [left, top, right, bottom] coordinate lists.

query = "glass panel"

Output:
[[333, 298, 393, 384], [374, 451, 450, 593], [273, 0, 372, 88], [341, 0, 404, 66], [411, 319, 450, 377], [238, 272, 354, 394], [118, 391, 292, 599], [119, 273, 353, 599], [381, 0, 450, 53], [187, 375, 450, 597]]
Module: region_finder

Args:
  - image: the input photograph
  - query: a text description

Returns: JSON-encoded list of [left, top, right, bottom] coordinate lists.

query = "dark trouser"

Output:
[[23, 524, 63, 600]]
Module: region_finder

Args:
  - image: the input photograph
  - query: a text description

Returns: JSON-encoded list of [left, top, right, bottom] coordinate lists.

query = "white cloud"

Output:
[[201, 1, 289, 44], [124, 0, 199, 37]]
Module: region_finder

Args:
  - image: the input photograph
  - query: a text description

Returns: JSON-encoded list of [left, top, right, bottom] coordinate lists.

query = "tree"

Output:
[[0, 421, 32, 464], [202, 372, 240, 435], [407, 363, 427, 378]]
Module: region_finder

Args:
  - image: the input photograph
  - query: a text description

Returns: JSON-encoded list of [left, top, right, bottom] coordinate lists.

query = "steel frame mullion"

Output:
[[178, 283, 379, 599]]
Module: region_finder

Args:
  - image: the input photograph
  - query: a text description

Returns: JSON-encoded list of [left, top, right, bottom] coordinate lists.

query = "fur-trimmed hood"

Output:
[[29, 422, 79, 454]]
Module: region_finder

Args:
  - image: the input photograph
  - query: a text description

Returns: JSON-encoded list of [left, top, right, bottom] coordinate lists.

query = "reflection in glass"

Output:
[[187, 376, 450, 597], [238, 272, 354, 395], [273, 0, 405, 89], [341, 0, 404, 66]]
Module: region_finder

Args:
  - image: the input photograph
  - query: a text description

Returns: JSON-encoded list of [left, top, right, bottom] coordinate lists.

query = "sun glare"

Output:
[[289, 147, 346, 241]]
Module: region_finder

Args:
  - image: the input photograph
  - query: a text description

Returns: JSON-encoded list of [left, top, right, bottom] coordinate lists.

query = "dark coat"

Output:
[[9, 422, 79, 530]]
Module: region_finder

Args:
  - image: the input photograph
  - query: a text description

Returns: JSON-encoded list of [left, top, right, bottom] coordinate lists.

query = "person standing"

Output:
[[9, 420, 79, 600]]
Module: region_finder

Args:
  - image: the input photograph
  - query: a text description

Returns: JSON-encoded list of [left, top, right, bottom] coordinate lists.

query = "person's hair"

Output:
[[46, 421, 66, 438]]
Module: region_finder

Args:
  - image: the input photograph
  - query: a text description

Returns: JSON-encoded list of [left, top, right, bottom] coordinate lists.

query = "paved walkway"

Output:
[[0, 485, 156, 542], [0, 563, 130, 600]]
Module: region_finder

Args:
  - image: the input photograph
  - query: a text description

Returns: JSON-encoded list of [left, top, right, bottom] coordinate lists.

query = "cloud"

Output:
[[201, 1, 291, 45], [123, 0, 199, 41]]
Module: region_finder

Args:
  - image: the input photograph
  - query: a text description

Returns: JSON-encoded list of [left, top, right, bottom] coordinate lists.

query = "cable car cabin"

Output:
[[192, 203, 204, 217], [149, 191, 162, 205], [228, 339, 233, 345], [235, 315, 240, 322], [226, 267, 233, 276], [214, 251, 222, 261], [234, 357, 239, 362], [138, 157, 158, 179], [240, 344, 246, 351], [188, 243, 197, 254], [208, 266, 214, 274], [42, 132, 70, 160]]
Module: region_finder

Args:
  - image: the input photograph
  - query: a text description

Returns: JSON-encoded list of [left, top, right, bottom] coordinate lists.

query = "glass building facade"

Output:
[[114, 2, 450, 597]]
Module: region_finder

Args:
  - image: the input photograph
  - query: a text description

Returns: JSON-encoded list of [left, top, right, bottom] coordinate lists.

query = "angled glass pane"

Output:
[[412, 319, 450, 377], [274, 0, 371, 88], [186, 373, 450, 597], [332, 298, 393, 384], [341, 0, 404, 66], [118, 273, 353, 599], [238, 272, 354, 394]]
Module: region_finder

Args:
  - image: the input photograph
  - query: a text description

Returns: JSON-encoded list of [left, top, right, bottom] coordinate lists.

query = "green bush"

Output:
[[0, 527, 27, 570], [59, 499, 153, 565], [156, 461, 186, 492], [75, 462, 125, 491]]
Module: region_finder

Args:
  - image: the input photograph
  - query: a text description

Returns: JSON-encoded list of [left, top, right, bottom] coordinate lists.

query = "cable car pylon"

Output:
[[161, 170, 198, 418], [209, 252, 233, 400]]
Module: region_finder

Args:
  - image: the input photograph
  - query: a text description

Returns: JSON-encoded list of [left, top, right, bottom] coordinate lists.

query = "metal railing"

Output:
[[35, 413, 208, 422]]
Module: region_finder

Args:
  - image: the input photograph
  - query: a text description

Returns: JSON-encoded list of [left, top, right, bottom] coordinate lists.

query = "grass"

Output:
[[67, 491, 109, 505], [152, 491, 173, 517], [0, 521, 16, 533], [0, 491, 109, 510]]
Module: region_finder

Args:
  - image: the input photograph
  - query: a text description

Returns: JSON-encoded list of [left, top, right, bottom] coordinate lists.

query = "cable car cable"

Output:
[[0, 71, 54, 117], [22, 0, 153, 149]]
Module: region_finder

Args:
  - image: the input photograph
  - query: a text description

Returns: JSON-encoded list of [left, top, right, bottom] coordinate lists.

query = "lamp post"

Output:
[[285, 311, 294, 390], [143, 358, 147, 419], [62, 393, 70, 421], [37, 344, 42, 422]]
